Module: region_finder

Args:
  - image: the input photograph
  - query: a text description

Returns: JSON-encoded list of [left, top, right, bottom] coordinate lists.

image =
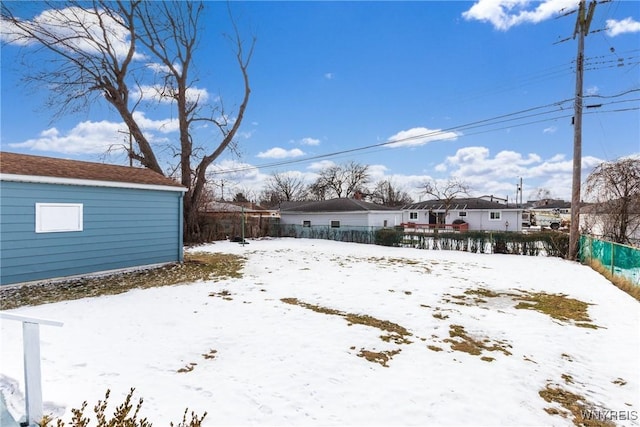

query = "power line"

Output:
[[207, 91, 638, 176]]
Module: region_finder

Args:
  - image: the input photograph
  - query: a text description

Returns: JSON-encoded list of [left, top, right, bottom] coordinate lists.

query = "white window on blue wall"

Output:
[[489, 211, 501, 221], [330, 220, 340, 228], [409, 212, 418, 220], [36, 203, 83, 233], [459, 211, 467, 217]]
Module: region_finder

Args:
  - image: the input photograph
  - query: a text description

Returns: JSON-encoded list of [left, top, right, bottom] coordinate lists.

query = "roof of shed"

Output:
[[281, 198, 396, 212], [403, 197, 519, 210], [0, 152, 183, 188]]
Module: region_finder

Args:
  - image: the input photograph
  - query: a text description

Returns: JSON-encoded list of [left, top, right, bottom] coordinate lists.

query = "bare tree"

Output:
[[529, 188, 554, 202], [262, 172, 307, 205], [370, 179, 413, 207], [421, 178, 470, 224], [310, 161, 370, 199], [584, 157, 640, 245], [1, 1, 255, 243]]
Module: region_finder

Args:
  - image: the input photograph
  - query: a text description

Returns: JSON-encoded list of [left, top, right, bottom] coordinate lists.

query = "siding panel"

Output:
[[1, 180, 183, 285]]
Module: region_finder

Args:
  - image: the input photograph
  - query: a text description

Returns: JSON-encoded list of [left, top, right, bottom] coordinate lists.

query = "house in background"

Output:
[[0, 152, 186, 286], [402, 197, 524, 232], [280, 198, 402, 229]]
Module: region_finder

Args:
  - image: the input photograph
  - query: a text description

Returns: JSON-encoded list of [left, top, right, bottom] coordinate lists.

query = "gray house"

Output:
[[0, 152, 186, 286], [402, 197, 524, 232], [280, 198, 402, 229]]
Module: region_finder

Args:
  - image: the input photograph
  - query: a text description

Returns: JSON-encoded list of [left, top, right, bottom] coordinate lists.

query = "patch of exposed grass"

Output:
[[539, 383, 616, 427], [588, 259, 640, 302], [209, 289, 233, 300], [432, 312, 449, 320], [281, 298, 412, 365], [612, 377, 627, 386], [177, 363, 197, 373], [444, 287, 601, 329], [427, 345, 443, 352], [357, 348, 402, 367], [515, 292, 599, 328], [0, 252, 245, 310], [202, 349, 218, 360], [443, 324, 512, 359], [281, 298, 412, 345], [464, 288, 502, 298], [365, 256, 432, 273]]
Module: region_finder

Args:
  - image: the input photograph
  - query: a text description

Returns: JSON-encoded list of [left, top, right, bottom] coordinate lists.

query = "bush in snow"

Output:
[[374, 227, 403, 247], [39, 388, 206, 427]]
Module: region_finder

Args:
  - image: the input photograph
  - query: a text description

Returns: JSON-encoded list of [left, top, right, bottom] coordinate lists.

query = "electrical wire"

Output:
[[206, 92, 639, 176]]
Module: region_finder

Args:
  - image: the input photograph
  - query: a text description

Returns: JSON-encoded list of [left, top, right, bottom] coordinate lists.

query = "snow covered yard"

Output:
[[1, 238, 638, 426]]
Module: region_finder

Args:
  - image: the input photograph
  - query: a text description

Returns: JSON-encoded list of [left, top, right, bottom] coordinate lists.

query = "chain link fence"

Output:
[[579, 235, 640, 286]]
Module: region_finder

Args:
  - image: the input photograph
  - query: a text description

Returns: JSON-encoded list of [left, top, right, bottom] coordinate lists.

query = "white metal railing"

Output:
[[0, 312, 63, 426]]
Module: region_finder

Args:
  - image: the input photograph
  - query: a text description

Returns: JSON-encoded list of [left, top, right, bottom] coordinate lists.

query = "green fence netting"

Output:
[[580, 235, 640, 286]]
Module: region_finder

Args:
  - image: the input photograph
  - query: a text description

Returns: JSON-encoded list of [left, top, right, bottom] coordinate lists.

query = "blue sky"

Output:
[[1, 0, 639, 202]]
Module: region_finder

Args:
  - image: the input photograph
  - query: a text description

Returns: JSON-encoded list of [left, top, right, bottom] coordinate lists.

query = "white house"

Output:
[[280, 198, 402, 229], [402, 197, 524, 232]]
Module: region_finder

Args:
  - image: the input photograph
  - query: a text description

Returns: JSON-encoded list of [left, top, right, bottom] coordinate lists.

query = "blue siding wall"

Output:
[[0, 181, 183, 285]]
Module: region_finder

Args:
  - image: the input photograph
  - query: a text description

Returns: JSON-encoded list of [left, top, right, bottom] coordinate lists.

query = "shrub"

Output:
[[40, 388, 206, 427], [374, 228, 403, 247]]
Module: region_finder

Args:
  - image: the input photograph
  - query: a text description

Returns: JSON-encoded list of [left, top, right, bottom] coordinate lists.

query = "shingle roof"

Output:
[[281, 198, 396, 212], [403, 197, 518, 210], [0, 152, 183, 188]]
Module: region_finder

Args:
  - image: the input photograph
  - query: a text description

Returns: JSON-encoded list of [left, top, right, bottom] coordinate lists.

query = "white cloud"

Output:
[[8, 121, 124, 154], [585, 86, 599, 96], [606, 17, 640, 37], [257, 147, 305, 159], [131, 84, 210, 104], [299, 137, 321, 146], [131, 112, 179, 134], [462, 0, 576, 31], [435, 146, 604, 200], [387, 127, 459, 148], [146, 62, 182, 74], [435, 163, 448, 173], [1, 6, 144, 60], [8, 113, 179, 154], [324, 73, 335, 80], [307, 160, 336, 171], [543, 126, 557, 134]]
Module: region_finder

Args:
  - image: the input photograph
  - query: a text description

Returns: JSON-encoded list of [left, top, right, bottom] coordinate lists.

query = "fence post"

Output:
[[611, 241, 615, 277], [0, 312, 63, 426]]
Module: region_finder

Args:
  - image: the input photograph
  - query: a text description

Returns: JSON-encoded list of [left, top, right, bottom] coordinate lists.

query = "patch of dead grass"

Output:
[[357, 349, 402, 367], [281, 297, 412, 366], [515, 292, 599, 329], [539, 383, 616, 427], [442, 324, 512, 360], [0, 252, 245, 310], [442, 287, 601, 329], [587, 259, 640, 302]]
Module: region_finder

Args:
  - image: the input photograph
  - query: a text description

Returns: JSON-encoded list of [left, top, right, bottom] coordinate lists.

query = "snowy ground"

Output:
[[1, 238, 638, 426]]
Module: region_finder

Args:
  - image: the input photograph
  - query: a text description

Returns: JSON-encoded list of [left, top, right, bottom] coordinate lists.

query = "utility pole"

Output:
[[568, 0, 596, 261]]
